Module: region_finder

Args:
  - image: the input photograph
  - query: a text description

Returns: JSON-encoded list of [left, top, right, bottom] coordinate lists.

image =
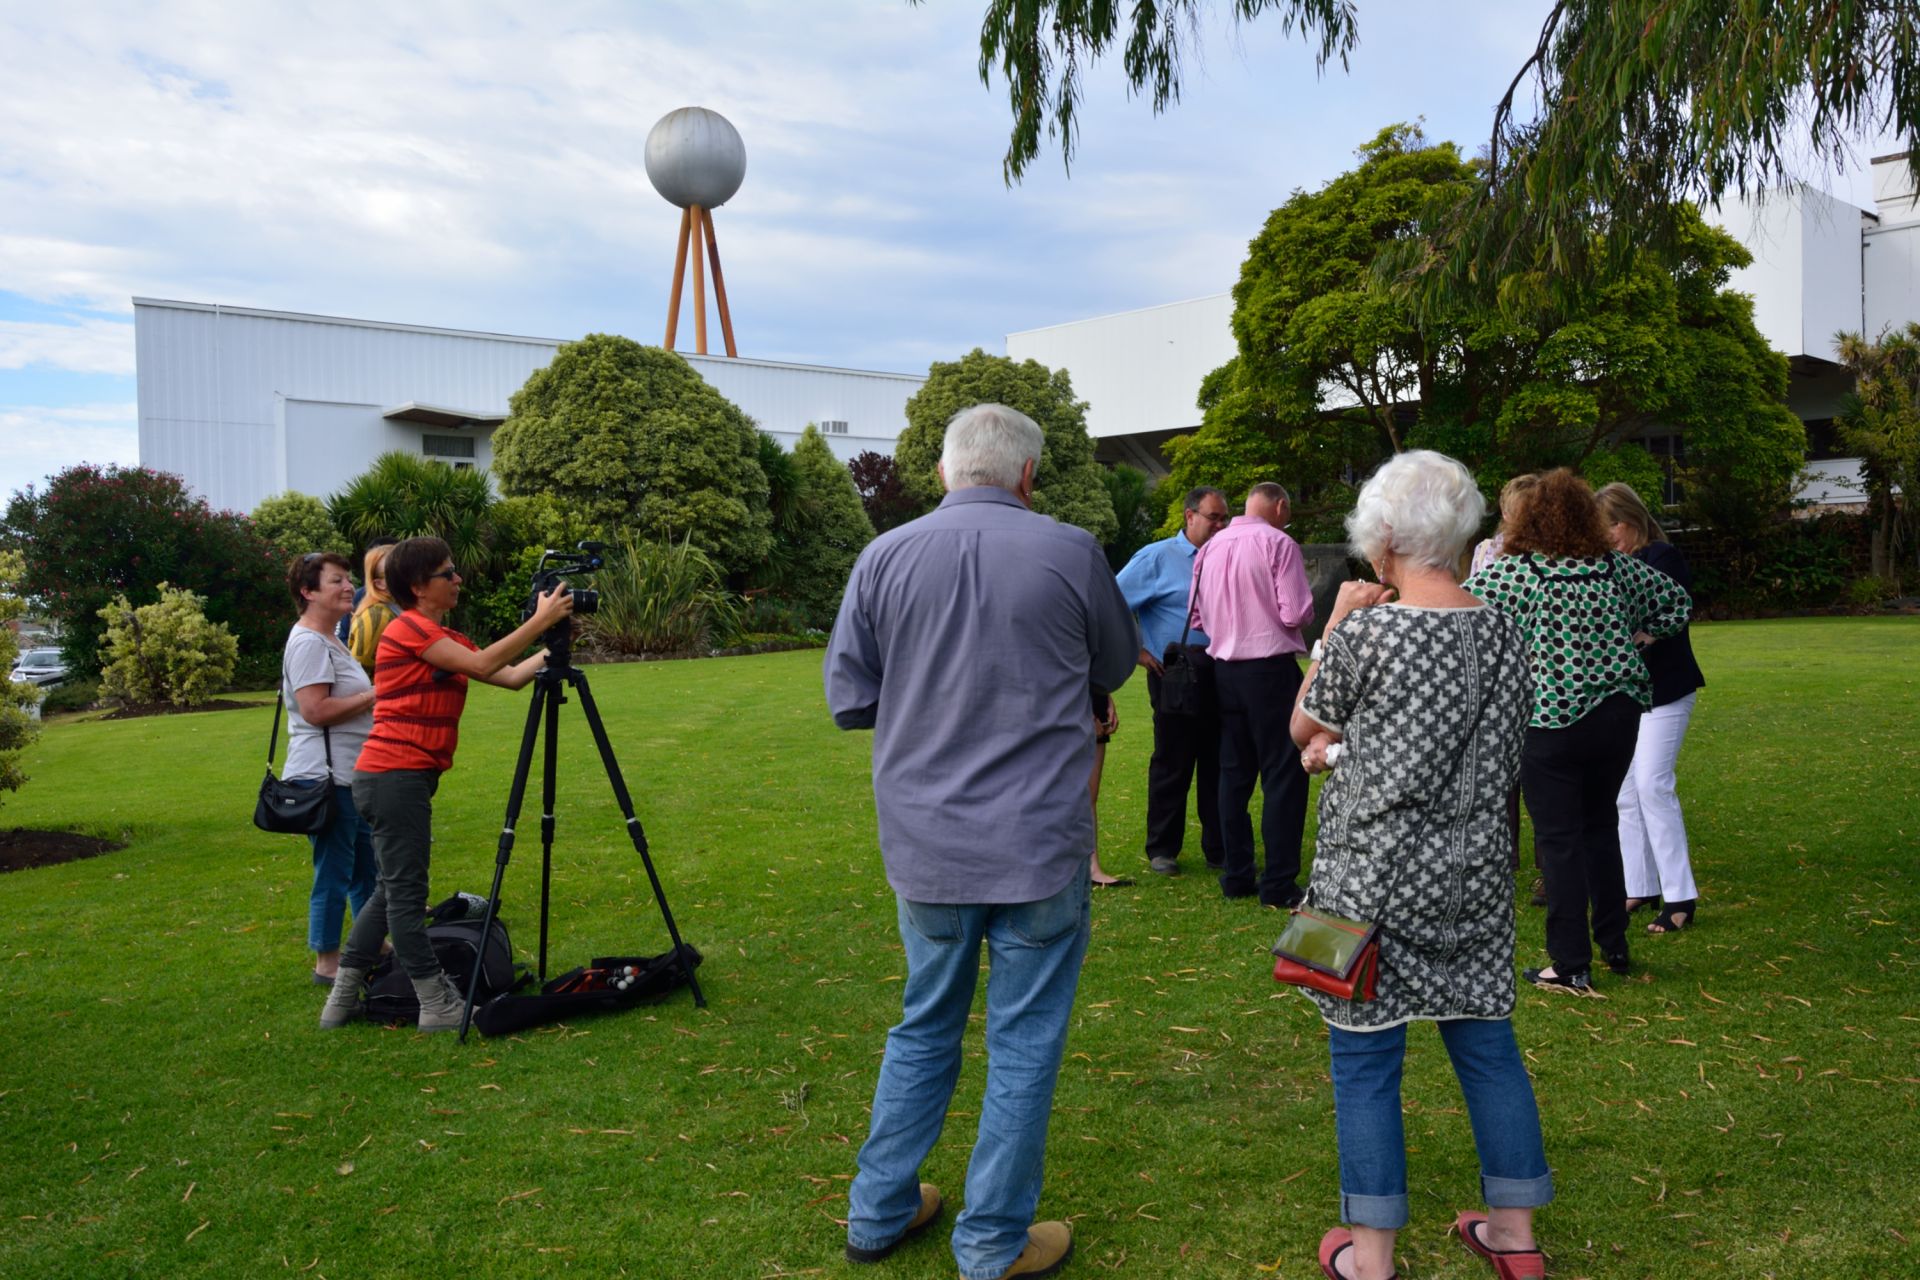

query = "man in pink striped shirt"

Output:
[[1188, 482, 1316, 905]]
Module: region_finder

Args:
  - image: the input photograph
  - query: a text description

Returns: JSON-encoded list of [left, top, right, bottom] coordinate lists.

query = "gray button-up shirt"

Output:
[[824, 485, 1138, 903]]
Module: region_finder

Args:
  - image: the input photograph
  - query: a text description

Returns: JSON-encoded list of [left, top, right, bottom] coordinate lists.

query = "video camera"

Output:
[[524, 542, 604, 664]]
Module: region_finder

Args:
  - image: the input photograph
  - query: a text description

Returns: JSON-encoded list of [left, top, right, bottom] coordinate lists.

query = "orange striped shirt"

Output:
[[354, 611, 477, 774]]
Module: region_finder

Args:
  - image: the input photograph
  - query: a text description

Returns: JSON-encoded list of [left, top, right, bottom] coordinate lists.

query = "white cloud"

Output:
[[0, 403, 140, 499], [0, 318, 136, 375]]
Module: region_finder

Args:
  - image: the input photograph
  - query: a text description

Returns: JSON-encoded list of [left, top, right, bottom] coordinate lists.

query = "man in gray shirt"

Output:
[[825, 403, 1136, 1280]]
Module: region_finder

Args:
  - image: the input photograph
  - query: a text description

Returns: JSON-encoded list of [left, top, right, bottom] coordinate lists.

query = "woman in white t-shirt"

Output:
[[283, 553, 379, 985]]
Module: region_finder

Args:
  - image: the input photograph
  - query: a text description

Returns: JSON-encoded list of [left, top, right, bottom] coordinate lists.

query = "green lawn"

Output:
[[1, 617, 1915, 1279]]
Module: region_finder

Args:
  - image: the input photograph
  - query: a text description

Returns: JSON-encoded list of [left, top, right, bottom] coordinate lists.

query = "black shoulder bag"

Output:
[[1157, 562, 1204, 717], [253, 658, 337, 835]]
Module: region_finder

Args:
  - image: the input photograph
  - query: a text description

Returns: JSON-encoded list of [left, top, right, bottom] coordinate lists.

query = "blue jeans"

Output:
[[298, 781, 377, 953], [1327, 1018, 1553, 1229], [847, 866, 1091, 1280]]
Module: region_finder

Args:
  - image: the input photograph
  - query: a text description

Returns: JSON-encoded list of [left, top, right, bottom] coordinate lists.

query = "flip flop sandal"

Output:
[[1455, 1211, 1546, 1280], [1317, 1227, 1398, 1280], [1091, 877, 1136, 889]]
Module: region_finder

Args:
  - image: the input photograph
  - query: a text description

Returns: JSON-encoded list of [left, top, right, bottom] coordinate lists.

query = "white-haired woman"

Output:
[[1289, 451, 1550, 1280]]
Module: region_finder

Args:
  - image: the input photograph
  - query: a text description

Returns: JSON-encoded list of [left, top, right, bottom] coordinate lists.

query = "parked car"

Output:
[[9, 646, 67, 687]]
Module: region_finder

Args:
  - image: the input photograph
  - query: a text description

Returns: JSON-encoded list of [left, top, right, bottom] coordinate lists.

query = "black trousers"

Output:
[[1521, 694, 1641, 975], [1144, 647, 1222, 864], [1213, 653, 1308, 904]]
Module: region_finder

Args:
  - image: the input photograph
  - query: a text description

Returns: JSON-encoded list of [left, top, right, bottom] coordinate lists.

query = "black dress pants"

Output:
[[1213, 653, 1307, 904], [1144, 647, 1222, 865], [1520, 693, 1641, 975]]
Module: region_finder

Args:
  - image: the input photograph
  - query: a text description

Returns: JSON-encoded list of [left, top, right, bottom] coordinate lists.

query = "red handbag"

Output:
[[1271, 908, 1382, 1001]]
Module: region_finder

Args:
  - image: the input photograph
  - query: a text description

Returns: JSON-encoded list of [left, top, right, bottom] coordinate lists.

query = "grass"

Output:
[[0, 616, 1915, 1279]]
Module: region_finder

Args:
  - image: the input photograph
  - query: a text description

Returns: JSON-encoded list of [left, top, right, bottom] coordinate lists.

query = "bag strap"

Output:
[[271, 636, 335, 773], [1175, 559, 1203, 653]]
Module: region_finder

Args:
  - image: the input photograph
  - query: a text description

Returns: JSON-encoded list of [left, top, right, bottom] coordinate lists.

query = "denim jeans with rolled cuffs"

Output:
[[295, 780, 377, 953], [1327, 1018, 1553, 1229], [847, 865, 1092, 1280]]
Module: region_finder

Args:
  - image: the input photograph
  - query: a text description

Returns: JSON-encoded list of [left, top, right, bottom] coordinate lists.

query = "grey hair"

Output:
[[941, 403, 1044, 492], [1345, 450, 1486, 571], [1248, 481, 1289, 505]]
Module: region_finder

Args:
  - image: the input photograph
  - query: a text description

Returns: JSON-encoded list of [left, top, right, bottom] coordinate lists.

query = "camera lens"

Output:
[[571, 588, 599, 615]]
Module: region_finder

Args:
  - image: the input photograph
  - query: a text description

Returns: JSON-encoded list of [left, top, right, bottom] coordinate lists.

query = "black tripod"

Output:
[[458, 630, 706, 1040]]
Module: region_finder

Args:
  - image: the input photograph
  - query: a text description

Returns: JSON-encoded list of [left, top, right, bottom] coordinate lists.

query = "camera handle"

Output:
[[459, 657, 707, 1041]]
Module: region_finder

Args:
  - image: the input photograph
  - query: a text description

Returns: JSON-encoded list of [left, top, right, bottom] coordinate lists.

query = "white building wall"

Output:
[[1006, 294, 1235, 439], [135, 299, 920, 513], [1712, 185, 1865, 361]]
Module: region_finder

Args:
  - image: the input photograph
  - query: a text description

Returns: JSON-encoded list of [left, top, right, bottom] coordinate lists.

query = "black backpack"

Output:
[[364, 894, 529, 1026]]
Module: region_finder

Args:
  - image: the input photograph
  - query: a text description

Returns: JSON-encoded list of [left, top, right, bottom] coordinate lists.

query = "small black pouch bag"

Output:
[[252, 664, 335, 836], [1157, 564, 1204, 717]]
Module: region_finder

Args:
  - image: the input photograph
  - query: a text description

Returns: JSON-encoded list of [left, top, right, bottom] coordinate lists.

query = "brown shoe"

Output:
[[982, 1221, 1073, 1279], [846, 1182, 943, 1263]]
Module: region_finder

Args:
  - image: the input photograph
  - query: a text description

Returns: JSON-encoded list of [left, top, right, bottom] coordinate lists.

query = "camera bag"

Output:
[[471, 944, 704, 1036], [364, 894, 529, 1026]]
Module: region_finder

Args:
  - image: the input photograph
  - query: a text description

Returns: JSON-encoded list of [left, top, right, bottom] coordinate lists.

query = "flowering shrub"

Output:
[[1, 465, 286, 684], [97, 585, 239, 707], [0, 550, 38, 802]]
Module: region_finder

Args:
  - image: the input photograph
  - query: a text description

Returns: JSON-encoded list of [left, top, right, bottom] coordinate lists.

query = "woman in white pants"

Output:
[[1598, 485, 1705, 934]]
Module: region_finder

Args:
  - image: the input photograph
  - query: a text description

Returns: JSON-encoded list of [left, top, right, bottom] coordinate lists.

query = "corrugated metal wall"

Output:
[[1006, 294, 1234, 441], [135, 299, 921, 512]]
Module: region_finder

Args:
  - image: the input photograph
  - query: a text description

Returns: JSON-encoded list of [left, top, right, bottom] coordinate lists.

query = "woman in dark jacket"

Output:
[[1597, 484, 1706, 934]]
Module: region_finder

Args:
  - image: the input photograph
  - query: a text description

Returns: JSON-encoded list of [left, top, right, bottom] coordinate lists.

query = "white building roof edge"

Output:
[[130, 296, 926, 382], [1006, 291, 1232, 340]]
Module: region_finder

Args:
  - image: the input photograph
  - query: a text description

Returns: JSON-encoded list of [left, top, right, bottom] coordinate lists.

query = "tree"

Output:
[[326, 452, 500, 575], [97, 585, 239, 708], [0, 551, 39, 803], [0, 464, 285, 682], [847, 451, 920, 533], [1836, 324, 1920, 580], [785, 426, 877, 625], [1160, 125, 1805, 536], [251, 491, 350, 559], [966, 0, 1358, 182], [1101, 463, 1159, 571], [489, 334, 772, 577], [895, 349, 1118, 543], [969, 2, 1916, 263]]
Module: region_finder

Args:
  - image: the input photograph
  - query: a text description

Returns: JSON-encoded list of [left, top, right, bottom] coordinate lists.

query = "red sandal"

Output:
[[1318, 1227, 1398, 1280], [1455, 1211, 1546, 1279]]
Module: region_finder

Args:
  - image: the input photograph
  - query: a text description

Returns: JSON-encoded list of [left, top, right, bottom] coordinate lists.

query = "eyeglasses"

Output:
[[1193, 511, 1230, 525], [428, 566, 460, 582]]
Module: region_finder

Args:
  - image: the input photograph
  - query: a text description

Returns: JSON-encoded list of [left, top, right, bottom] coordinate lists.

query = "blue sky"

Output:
[[0, 0, 1897, 505]]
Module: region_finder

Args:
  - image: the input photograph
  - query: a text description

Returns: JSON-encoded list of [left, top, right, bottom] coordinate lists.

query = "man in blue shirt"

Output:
[[825, 403, 1137, 1280], [1115, 486, 1229, 877]]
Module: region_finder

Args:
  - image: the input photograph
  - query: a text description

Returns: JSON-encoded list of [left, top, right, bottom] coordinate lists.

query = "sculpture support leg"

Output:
[[664, 206, 691, 349], [703, 208, 738, 358]]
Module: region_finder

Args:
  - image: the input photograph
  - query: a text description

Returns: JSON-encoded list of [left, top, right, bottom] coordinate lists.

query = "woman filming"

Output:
[[318, 536, 575, 1032], [282, 553, 379, 987]]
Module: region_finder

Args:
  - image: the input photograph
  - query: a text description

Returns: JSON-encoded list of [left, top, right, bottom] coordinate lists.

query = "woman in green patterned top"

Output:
[[1463, 470, 1691, 996]]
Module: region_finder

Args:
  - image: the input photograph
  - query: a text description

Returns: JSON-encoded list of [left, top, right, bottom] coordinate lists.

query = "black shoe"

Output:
[[1260, 887, 1305, 910], [1147, 856, 1181, 877], [1528, 877, 1548, 908], [1603, 950, 1631, 976], [1203, 853, 1225, 871], [1523, 966, 1598, 997], [1220, 882, 1257, 900]]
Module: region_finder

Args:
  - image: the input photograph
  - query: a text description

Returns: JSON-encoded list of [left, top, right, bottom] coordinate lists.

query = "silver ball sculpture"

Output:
[[645, 107, 747, 210]]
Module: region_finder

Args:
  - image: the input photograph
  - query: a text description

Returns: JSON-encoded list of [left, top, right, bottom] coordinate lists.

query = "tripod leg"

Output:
[[461, 678, 547, 1043], [567, 669, 708, 1008], [538, 674, 563, 984]]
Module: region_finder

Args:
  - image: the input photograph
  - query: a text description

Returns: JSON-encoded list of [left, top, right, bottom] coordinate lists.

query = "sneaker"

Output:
[[983, 1221, 1073, 1280], [1147, 856, 1181, 877], [1523, 966, 1599, 997], [847, 1183, 943, 1263]]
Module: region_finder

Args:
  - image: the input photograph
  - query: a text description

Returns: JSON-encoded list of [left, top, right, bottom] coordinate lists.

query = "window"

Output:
[[422, 434, 476, 460], [819, 420, 849, 435]]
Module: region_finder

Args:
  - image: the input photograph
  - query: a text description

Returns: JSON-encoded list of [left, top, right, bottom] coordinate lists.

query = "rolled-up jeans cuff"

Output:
[[1482, 1171, 1554, 1209], [1340, 1191, 1408, 1230]]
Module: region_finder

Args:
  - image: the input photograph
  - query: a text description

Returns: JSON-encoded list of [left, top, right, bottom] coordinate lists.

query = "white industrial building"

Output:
[[1008, 152, 1920, 506], [134, 298, 924, 514]]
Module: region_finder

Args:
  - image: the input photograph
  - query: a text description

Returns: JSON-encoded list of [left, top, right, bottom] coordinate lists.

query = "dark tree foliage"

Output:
[[1101, 463, 1160, 571], [786, 426, 877, 625], [846, 451, 921, 533], [1, 465, 285, 683]]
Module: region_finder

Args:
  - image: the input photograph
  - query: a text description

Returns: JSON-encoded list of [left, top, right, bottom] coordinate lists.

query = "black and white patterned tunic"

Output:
[[1297, 604, 1532, 1031]]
